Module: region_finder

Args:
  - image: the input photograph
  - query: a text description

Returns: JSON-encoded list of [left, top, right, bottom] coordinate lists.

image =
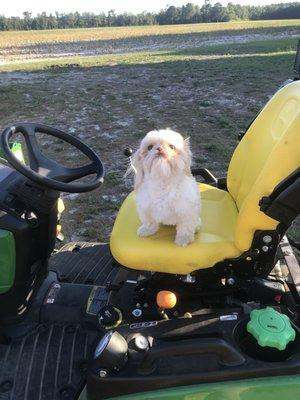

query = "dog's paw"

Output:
[[137, 224, 158, 237], [175, 233, 194, 247]]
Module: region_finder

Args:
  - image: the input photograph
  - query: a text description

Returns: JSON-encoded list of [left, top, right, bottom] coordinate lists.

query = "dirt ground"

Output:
[[0, 30, 299, 249]]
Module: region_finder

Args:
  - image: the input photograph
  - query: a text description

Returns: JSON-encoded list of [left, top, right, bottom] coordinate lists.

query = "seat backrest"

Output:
[[227, 80, 300, 252]]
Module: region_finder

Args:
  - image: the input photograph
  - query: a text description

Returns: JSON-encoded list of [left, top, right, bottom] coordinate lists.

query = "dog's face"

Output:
[[132, 129, 192, 188]]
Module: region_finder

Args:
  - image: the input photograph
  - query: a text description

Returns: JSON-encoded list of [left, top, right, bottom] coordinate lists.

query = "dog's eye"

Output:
[[147, 145, 153, 151], [169, 144, 176, 150]]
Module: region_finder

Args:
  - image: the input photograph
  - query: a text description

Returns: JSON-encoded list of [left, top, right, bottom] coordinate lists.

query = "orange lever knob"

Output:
[[156, 290, 177, 309]]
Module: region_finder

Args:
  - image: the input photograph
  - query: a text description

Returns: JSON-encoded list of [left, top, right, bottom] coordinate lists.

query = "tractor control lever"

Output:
[[124, 147, 133, 158]]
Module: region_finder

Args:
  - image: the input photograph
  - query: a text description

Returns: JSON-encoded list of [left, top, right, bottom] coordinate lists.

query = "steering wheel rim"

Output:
[[1, 123, 104, 193]]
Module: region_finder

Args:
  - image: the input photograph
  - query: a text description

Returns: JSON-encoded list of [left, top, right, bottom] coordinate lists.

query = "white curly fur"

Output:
[[130, 129, 201, 246]]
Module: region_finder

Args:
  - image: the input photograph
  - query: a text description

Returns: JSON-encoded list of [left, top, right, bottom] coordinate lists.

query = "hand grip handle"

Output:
[[141, 337, 245, 372]]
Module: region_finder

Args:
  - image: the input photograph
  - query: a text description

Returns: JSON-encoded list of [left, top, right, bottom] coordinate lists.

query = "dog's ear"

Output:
[[130, 147, 145, 190], [183, 137, 192, 175]]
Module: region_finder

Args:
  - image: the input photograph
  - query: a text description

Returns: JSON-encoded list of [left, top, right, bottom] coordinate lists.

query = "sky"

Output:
[[0, 0, 296, 17]]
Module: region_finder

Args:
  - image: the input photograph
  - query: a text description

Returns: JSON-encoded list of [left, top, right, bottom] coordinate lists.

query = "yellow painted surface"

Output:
[[228, 81, 300, 251]]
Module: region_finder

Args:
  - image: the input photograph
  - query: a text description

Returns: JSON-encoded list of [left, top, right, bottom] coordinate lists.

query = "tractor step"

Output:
[[0, 324, 97, 400], [49, 242, 117, 285]]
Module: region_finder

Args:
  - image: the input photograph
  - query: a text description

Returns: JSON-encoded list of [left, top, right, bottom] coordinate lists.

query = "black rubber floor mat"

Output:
[[0, 324, 97, 400], [49, 243, 117, 285]]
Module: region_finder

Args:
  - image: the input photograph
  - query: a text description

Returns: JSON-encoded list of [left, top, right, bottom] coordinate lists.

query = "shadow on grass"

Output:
[[151, 37, 299, 57], [48, 51, 296, 78]]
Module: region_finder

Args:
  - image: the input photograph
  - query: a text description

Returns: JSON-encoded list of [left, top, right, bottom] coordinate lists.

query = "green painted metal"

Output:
[[10, 142, 25, 163], [78, 386, 88, 400], [0, 142, 25, 163], [110, 375, 300, 400], [0, 229, 16, 294], [0, 142, 21, 294]]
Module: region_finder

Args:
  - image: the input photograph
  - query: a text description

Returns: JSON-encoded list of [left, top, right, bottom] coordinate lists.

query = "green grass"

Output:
[[1, 19, 299, 48], [0, 37, 297, 72]]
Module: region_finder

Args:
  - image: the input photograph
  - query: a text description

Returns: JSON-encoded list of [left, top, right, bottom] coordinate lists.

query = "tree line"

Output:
[[1, 1, 299, 31]]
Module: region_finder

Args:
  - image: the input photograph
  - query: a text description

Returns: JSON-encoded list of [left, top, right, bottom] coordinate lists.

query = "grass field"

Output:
[[0, 38, 296, 72], [0, 20, 299, 251], [1, 20, 299, 47], [0, 19, 299, 66]]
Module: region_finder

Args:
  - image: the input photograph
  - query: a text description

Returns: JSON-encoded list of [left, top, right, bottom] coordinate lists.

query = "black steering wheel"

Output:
[[1, 123, 104, 193]]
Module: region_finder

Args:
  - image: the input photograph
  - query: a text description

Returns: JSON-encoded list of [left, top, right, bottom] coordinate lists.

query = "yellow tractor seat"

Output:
[[110, 81, 300, 275], [111, 184, 241, 275]]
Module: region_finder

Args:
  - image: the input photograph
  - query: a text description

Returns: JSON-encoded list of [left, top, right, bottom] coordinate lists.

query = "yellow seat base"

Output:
[[110, 184, 241, 275]]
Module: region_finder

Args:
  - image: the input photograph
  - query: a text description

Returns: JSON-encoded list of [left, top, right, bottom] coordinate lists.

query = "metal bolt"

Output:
[[99, 370, 108, 378], [284, 248, 292, 256], [262, 246, 269, 252], [227, 278, 235, 286], [132, 308, 142, 317], [66, 325, 75, 334], [59, 385, 74, 398], [181, 274, 196, 283], [0, 380, 13, 393], [134, 336, 149, 351], [273, 264, 283, 277], [263, 235, 272, 244], [246, 256, 252, 261]]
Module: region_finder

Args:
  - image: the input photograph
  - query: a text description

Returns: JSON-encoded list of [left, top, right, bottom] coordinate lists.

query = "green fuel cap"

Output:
[[247, 307, 296, 350]]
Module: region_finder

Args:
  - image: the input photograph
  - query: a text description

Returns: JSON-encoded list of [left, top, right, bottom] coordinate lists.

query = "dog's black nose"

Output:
[[157, 146, 163, 153]]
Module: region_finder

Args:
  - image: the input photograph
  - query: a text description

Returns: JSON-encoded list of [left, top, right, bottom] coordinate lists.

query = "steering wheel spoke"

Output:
[[22, 125, 65, 177], [22, 125, 44, 171], [53, 163, 97, 183]]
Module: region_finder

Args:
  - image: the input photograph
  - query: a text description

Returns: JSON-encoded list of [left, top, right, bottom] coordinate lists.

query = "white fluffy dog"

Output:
[[130, 129, 201, 246]]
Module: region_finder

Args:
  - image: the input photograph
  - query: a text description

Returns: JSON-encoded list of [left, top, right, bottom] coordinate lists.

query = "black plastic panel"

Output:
[[87, 314, 300, 399]]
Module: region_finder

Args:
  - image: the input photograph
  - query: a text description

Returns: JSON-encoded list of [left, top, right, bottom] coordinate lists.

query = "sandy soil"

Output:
[[0, 31, 298, 64]]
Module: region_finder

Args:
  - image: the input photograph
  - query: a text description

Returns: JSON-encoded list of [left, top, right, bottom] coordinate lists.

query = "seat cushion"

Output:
[[110, 184, 241, 275]]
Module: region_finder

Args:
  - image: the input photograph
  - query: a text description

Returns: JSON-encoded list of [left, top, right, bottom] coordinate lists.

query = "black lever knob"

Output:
[[97, 305, 122, 329], [124, 147, 133, 158]]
